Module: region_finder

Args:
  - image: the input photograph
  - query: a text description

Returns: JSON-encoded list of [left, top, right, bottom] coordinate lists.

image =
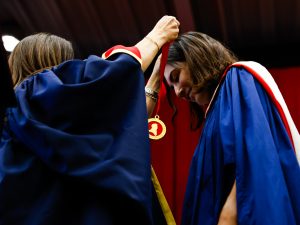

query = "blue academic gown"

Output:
[[181, 63, 300, 225], [0, 49, 154, 225]]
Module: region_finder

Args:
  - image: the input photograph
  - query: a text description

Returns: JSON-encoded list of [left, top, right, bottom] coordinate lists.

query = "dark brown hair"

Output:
[[8, 33, 74, 87], [167, 31, 238, 129]]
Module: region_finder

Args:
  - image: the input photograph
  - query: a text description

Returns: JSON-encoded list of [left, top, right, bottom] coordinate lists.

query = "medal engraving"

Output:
[[148, 115, 166, 140]]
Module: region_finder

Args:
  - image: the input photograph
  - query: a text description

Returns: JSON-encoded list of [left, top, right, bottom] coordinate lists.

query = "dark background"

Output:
[[1, 0, 300, 68]]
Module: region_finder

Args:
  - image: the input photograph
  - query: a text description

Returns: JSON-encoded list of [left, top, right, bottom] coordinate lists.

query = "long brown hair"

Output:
[[8, 33, 74, 87], [167, 31, 238, 129]]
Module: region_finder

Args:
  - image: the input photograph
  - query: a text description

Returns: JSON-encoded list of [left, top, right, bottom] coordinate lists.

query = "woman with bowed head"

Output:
[[147, 31, 300, 225]]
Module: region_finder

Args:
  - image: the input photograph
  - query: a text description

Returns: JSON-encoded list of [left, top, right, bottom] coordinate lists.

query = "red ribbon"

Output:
[[154, 42, 171, 115]]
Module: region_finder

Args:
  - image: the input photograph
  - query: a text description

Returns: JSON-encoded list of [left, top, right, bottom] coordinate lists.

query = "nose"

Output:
[[174, 86, 184, 97]]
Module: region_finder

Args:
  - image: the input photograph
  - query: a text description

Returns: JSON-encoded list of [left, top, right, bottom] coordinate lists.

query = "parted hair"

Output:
[[167, 32, 238, 128], [8, 33, 74, 87]]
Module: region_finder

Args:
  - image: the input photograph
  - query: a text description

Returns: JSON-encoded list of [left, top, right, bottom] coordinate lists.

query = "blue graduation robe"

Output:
[[181, 62, 300, 225], [0, 47, 154, 225]]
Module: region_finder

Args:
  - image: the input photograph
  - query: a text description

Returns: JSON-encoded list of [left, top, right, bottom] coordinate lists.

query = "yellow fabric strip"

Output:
[[151, 166, 177, 225]]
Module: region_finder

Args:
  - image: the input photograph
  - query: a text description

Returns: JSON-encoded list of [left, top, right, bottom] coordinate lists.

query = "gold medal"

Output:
[[148, 115, 166, 140]]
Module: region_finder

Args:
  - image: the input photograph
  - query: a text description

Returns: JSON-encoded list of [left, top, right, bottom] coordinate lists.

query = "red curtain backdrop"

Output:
[[150, 92, 201, 223], [150, 66, 300, 223], [269, 67, 300, 130]]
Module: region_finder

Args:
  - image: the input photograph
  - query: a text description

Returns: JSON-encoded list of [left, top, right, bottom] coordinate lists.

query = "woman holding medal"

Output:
[[0, 16, 179, 225], [147, 31, 300, 225]]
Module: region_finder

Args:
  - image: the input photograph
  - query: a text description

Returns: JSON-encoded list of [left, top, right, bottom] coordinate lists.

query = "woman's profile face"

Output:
[[164, 62, 210, 106]]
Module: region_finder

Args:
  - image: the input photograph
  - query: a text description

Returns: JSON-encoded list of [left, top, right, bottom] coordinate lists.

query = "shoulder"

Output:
[[231, 61, 266, 71], [102, 45, 142, 66], [225, 61, 279, 93], [226, 61, 271, 80], [222, 61, 277, 88]]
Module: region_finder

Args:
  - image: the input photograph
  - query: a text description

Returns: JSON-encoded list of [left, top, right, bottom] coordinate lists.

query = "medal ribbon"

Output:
[[155, 42, 171, 115], [148, 42, 171, 140]]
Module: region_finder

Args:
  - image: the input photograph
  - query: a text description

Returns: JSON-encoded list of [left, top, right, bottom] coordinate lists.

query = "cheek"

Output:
[[179, 70, 193, 87], [180, 77, 193, 87], [195, 92, 211, 105]]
